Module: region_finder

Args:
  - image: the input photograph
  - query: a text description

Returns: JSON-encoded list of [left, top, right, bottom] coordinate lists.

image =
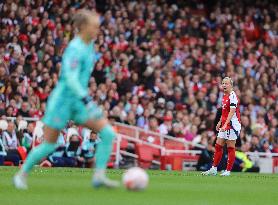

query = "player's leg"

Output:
[[83, 118, 119, 188], [14, 94, 70, 189], [13, 126, 60, 189], [202, 132, 226, 175], [84, 119, 113, 169], [73, 100, 119, 188], [212, 137, 225, 167], [22, 126, 59, 173], [221, 130, 237, 176]]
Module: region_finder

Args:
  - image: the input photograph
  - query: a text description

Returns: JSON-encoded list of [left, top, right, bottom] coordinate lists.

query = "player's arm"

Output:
[[216, 117, 222, 131], [220, 108, 236, 131], [63, 49, 92, 105], [216, 108, 222, 131]]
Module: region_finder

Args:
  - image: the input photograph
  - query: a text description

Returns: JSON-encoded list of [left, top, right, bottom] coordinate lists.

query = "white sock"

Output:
[[94, 169, 106, 178]]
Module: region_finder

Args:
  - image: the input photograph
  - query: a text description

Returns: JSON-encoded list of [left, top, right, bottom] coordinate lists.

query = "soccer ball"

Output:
[[122, 167, 149, 191]]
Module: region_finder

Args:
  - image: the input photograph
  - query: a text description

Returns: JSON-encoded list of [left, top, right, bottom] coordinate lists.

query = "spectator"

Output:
[[124, 111, 137, 126], [21, 122, 34, 152], [196, 137, 215, 171], [250, 136, 263, 152], [184, 125, 198, 141], [169, 122, 184, 138], [137, 108, 151, 128], [18, 101, 30, 117], [64, 134, 82, 167], [2, 121, 18, 149], [0, 136, 6, 165], [81, 132, 100, 168], [147, 115, 159, 132], [2, 121, 20, 165], [48, 133, 67, 167], [233, 143, 260, 172], [159, 116, 173, 135]]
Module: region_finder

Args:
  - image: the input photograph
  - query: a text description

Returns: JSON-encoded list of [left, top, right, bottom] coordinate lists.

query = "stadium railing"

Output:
[[113, 122, 205, 149], [113, 133, 202, 169], [7, 117, 39, 122]]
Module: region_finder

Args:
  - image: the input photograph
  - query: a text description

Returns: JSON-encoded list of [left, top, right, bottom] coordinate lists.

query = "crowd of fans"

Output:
[[0, 0, 277, 167], [0, 118, 99, 167]]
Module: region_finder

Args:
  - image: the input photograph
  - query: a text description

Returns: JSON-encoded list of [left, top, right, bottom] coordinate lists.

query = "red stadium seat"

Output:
[[273, 148, 278, 153], [164, 140, 185, 150], [4, 161, 14, 166], [139, 132, 161, 158], [160, 155, 183, 171], [160, 154, 199, 171], [139, 132, 161, 145], [272, 157, 278, 173], [17, 146, 27, 161], [107, 161, 114, 169], [135, 144, 153, 169], [108, 138, 129, 169], [115, 125, 137, 138], [112, 138, 129, 152], [120, 138, 129, 150], [151, 147, 161, 158]]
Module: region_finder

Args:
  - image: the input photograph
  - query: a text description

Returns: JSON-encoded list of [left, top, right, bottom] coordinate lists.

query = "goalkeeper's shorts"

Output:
[[42, 90, 103, 130]]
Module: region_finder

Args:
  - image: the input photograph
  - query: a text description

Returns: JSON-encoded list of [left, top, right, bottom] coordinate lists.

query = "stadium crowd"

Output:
[[0, 0, 277, 168]]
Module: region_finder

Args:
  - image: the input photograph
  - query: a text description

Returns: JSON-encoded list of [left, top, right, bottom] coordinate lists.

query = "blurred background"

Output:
[[0, 0, 277, 173]]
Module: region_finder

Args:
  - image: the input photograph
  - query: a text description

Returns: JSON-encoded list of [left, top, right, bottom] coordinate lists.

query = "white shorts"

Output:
[[217, 129, 240, 140]]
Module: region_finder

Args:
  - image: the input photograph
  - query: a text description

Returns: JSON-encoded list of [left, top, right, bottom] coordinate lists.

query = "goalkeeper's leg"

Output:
[[83, 118, 119, 188], [13, 126, 59, 190]]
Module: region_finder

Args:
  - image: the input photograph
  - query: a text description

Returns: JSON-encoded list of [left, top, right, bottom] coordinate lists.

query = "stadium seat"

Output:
[[108, 138, 129, 169], [273, 148, 278, 153], [17, 146, 27, 161], [4, 161, 14, 166], [115, 125, 137, 138], [164, 140, 185, 150], [112, 138, 129, 151], [107, 161, 114, 169], [151, 147, 161, 158], [139, 132, 161, 145], [160, 155, 183, 171], [139, 133, 161, 158], [120, 138, 129, 150], [135, 144, 153, 169], [272, 157, 278, 173]]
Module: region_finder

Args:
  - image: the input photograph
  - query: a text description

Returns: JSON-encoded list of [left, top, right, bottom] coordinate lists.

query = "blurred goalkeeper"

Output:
[[14, 10, 119, 189]]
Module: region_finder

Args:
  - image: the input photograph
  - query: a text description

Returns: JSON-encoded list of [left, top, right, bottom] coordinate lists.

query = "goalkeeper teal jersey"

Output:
[[42, 36, 102, 129], [56, 36, 95, 98]]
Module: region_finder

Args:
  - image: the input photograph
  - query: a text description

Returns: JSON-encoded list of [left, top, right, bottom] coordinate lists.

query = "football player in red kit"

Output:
[[202, 77, 241, 176]]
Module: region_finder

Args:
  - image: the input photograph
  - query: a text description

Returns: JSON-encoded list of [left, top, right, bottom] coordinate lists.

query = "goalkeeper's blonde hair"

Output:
[[72, 9, 99, 31]]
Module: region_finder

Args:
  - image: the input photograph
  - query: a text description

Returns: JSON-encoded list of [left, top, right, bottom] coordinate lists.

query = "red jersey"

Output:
[[221, 91, 241, 131]]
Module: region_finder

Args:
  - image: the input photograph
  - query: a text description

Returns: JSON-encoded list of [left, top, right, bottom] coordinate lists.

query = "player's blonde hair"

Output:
[[72, 9, 99, 30], [223, 77, 234, 87]]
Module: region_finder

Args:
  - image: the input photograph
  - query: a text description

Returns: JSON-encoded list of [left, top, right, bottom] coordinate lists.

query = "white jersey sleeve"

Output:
[[229, 91, 238, 108]]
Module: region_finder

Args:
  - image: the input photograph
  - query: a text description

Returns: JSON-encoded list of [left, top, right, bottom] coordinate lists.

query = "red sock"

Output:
[[227, 147, 236, 171], [212, 143, 223, 167]]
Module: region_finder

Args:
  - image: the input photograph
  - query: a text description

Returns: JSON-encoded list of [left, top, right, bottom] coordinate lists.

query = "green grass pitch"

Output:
[[0, 167, 277, 205]]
